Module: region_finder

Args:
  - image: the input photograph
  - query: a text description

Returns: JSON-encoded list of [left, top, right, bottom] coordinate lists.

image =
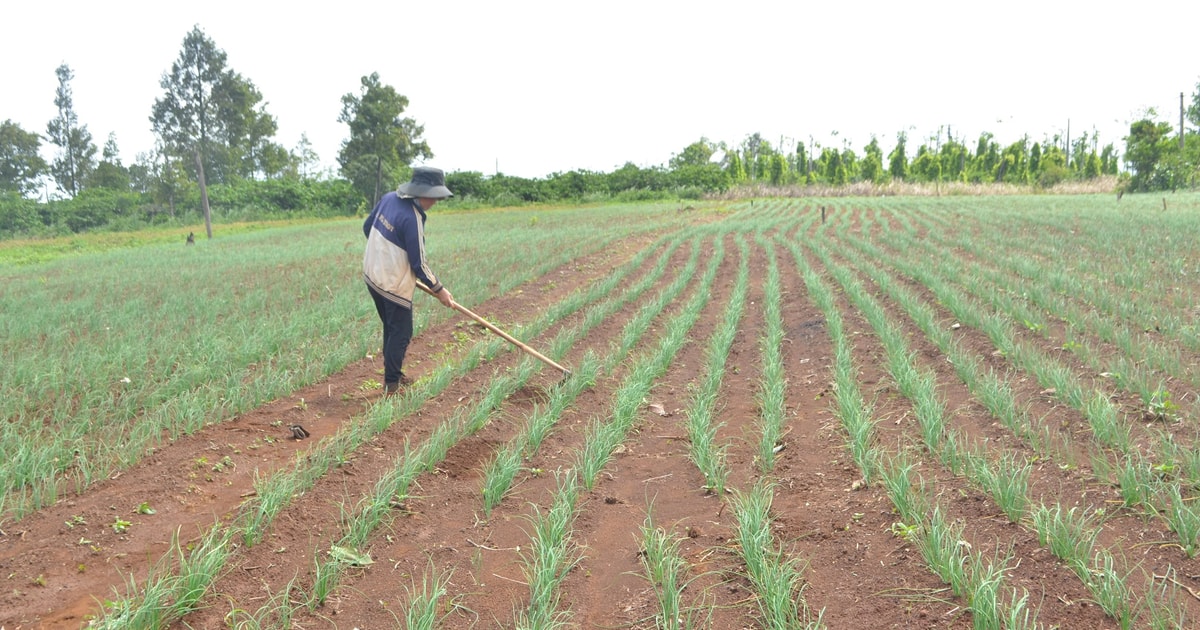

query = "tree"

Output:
[[739, 132, 767, 180], [725, 151, 746, 183], [818, 147, 846, 185], [888, 132, 908, 181], [1124, 118, 1174, 191], [861, 137, 886, 184], [1188, 80, 1200, 130], [794, 142, 810, 180], [338, 72, 431, 206], [89, 133, 131, 190], [151, 26, 280, 237], [151, 26, 226, 238], [768, 153, 787, 185], [669, 138, 719, 169], [0, 120, 47, 196], [996, 137, 1030, 184], [292, 133, 321, 179], [214, 70, 287, 178], [1100, 143, 1119, 175], [46, 63, 97, 197]]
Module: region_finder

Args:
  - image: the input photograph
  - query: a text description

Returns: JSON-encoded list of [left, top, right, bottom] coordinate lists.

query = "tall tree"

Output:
[[151, 26, 226, 238], [213, 70, 287, 178], [46, 63, 97, 197], [725, 150, 746, 183], [767, 153, 787, 185], [338, 72, 431, 206], [1188, 80, 1200, 130], [0, 120, 47, 196], [292, 133, 321, 179], [739, 132, 767, 180], [888, 131, 908, 181], [861, 137, 886, 184], [151, 26, 280, 236]]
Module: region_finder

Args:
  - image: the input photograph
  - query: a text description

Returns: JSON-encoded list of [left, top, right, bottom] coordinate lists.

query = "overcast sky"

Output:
[[3, 1, 1197, 179]]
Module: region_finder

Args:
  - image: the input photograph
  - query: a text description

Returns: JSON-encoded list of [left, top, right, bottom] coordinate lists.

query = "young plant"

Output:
[[1030, 503, 1099, 577], [402, 564, 454, 630]]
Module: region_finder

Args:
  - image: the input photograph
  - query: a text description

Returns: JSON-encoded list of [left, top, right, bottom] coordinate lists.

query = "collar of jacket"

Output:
[[400, 195, 428, 221]]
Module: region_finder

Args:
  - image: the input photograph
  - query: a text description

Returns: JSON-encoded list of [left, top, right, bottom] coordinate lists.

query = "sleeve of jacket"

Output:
[[402, 208, 443, 294], [363, 202, 379, 238]]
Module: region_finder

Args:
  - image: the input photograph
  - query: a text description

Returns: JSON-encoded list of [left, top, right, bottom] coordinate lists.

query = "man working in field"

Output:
[[362, 167, 456, 395]]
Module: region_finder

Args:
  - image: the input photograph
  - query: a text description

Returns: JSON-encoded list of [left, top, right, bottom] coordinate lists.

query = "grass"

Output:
[[402, 565, 455, 629], [729, 480, 824, 630], [578, 235, 721, 489], [684, 235, 748, 495], [638, 513, 707, 630], [1030, 503, 1100, 577], [755, 236, 787, 473], [29, 193, 1200, 627]]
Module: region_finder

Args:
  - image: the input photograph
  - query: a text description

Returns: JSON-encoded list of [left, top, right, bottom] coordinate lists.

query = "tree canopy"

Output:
[[337, 72, 432, 206], [46, 63, 97, 198], [0, 120, 46, 196], [150, 25, 286, 237]]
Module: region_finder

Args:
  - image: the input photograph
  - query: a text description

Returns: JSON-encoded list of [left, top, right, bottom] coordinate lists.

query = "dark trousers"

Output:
[[368, 286, 413, 385]]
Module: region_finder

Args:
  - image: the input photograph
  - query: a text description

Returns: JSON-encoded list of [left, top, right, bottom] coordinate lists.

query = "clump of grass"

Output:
[[1143, 566, 1189, 630], [639, 514, 707, 630], [1164, 485, 1200, 558], [916, 506, 970, 598], [1115, 455, 1156, 509], [730, 480, 824, 629], [973, 452, 1031, 523], [966, 547, 1013, 630], [516, 472, 581, 630], [1087, 550, 1136, 630], [1030, 503, 1100, 578], [402, 564, 455, 630], [879, 450, 925, 525]]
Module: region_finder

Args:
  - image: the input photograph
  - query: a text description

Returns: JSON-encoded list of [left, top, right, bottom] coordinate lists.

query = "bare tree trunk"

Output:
[[373, 155, 383, 207], [194, 147, 213, 239]]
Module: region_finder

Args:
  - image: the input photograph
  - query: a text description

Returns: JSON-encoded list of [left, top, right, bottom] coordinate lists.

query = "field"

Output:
[[3, 193, 1200, 629]]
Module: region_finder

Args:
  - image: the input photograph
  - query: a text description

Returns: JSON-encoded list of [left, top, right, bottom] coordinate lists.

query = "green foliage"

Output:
[[0, 191, 42, 236], [151, 26, 283, 188], [58, 188, 144, 232], [337, 72, 431, 206], [888, 132, 908, 180], [726, 150, 747, 182], [861, 137, 886, 184], [0, 177, 361, 237], [0, 119, 47, 195], [207, 178, 363, 218], [673, 163, 730, 192], [669, 137, 720, 169], [46, 63, 97, 197], [1124, 118, 1176, 191]]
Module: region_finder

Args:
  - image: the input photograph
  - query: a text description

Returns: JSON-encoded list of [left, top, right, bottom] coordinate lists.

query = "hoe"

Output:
[[417, 282, 572, 377]]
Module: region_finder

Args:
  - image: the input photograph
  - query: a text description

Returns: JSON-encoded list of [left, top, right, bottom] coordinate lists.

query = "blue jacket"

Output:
[[362, 192, 443, 309]]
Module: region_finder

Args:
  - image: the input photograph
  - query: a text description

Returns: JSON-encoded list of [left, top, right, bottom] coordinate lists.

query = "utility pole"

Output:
[[1181, 92, 1187, 150]]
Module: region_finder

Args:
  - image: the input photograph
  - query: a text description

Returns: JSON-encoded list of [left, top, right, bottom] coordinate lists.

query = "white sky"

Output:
[[3, 1, 1197, 179]]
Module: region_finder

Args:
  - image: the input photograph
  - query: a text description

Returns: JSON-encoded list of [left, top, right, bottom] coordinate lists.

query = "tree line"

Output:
[[1, 24, 1197, 240]]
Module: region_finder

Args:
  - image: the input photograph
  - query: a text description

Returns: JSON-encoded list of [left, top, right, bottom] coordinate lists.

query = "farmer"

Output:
[[362, 166, 456, 395]]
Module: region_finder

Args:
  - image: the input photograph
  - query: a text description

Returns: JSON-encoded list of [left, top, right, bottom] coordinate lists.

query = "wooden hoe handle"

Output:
[[416, 282, 572, 376]]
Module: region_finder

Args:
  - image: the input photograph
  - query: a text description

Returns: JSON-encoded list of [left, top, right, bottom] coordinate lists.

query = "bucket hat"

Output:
[[397, 166, 453, 198]]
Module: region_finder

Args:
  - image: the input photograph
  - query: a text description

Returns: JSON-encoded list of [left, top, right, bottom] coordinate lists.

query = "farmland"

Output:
[[3, 193, 1200, 629]]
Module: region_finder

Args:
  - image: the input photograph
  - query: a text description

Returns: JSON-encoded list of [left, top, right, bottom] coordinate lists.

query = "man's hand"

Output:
[[437, 287, 455, 308]]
